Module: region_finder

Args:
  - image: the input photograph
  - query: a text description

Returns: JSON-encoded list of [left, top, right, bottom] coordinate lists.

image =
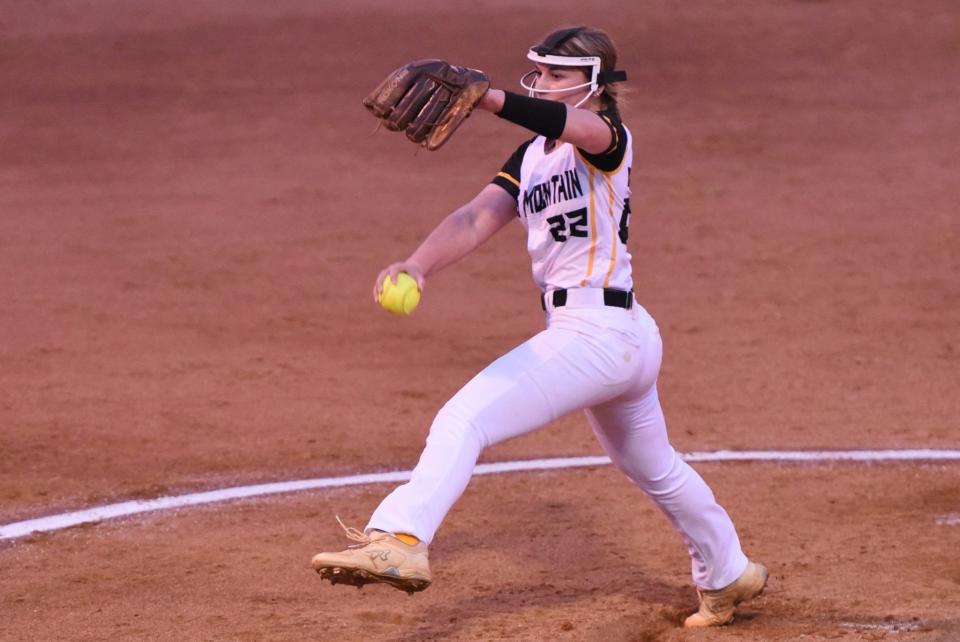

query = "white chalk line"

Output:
[[2, 449, 959, 542], [838, 621, 925, 632]]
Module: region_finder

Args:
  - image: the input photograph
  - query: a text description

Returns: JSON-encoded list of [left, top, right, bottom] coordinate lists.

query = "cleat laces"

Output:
[[335, 515, 372, 547]]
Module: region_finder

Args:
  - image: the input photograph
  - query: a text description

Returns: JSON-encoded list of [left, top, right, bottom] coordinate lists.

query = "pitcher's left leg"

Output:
[[585, 384, 749, 591]]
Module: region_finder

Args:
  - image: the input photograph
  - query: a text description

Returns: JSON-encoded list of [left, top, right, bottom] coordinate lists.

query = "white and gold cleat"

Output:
[[310, 518, 431, 595], [684, 561, 768, 627]]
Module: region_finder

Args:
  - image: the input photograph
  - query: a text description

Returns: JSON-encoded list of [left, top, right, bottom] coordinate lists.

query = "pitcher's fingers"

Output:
[[373, 269, 390, 302], [386, 266, 402, 286], [397, 262, 424, 291]]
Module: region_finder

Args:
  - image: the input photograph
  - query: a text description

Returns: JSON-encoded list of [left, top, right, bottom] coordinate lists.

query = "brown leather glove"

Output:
[[363, 59, 490, 151]]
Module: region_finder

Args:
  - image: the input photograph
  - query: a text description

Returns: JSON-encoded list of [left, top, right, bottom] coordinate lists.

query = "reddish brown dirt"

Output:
[[1, 1, 958, 640]]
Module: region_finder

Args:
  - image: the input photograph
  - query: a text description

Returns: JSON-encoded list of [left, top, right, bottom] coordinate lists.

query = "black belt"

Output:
[[540, 288, 634, 311]]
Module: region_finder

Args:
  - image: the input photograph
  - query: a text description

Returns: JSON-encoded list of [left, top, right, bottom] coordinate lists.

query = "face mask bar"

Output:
[[521, 51, 600, 108], [520, 50, 627, 109]]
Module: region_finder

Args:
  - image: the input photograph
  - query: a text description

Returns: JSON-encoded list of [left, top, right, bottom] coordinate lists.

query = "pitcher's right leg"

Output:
[[366, 320, 632, 544], [313, 319, 638, 592]]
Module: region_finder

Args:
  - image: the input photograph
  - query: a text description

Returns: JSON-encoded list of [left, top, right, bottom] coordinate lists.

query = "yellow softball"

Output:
[[379, 272, 421, 315]]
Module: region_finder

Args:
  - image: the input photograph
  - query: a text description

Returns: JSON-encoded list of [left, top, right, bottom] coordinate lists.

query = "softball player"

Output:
[[312, 26, 767, 627]]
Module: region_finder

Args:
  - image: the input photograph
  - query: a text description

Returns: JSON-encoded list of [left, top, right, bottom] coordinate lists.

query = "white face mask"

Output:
[[520, 51, 601, 108], [520, 47, 627, 108], [519, 69, 599, 108]]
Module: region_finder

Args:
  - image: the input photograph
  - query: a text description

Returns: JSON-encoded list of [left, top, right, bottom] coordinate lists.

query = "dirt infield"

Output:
[[1, 1, 958, 640]]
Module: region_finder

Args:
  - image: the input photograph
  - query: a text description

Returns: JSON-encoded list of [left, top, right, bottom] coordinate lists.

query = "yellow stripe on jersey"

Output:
[[496, 171, 520, 188], [580, 166, 598, 287], [602, 174, 618, 288]]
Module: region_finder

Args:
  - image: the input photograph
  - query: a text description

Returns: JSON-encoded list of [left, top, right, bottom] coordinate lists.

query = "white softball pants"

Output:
[[367, 298, 749, 590]]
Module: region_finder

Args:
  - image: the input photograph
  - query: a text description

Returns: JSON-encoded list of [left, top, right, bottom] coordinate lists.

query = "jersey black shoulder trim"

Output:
[[491, 136, 536, 199], [577, 111, 628, 173]]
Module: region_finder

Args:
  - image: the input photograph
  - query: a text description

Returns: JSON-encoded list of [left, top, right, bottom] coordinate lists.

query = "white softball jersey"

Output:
[[492, 111, 634, 293]]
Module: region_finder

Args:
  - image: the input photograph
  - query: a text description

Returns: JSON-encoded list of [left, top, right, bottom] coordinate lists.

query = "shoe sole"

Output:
[[316, 566, 431, 595]]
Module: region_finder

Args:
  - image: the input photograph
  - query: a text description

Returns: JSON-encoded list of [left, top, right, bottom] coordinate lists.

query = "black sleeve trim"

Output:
[[496, 91, 567, 140], [492, 172, 520, 199], [490, 137, 534, 199], [577, 111, 628, 173]]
